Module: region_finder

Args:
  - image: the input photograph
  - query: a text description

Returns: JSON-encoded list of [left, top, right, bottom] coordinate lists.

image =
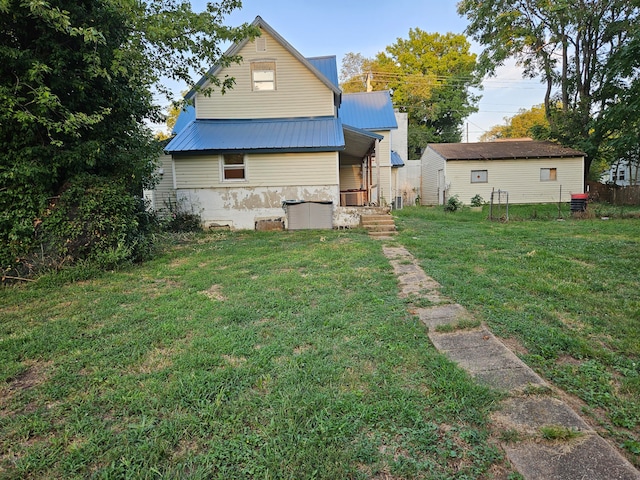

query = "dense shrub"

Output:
[[39, 175, 156, 268], [444, 195, 463, 212]]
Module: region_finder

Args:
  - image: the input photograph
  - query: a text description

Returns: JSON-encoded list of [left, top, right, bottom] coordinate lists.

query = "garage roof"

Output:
[[428, 141, 585, 160]]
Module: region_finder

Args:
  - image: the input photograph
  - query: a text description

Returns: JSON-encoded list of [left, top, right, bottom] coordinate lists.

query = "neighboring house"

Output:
[[600, 160, 640, 186], [421, 141, 585, 205], [155, 16, 401, 230]]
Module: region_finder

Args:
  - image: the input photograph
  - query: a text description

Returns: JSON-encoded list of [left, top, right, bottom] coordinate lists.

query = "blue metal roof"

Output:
[[171, 104, 196, 135], [306, 56, 339, 89], [165, 117, 345, 154], [339, 91, 398, 131], [391, 150, 405, 167]]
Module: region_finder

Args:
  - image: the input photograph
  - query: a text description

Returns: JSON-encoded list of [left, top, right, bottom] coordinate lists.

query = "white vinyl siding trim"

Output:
[[420, 148, 446, 205], [445, 157, 584, 204], [340, 165, 362, 190], [374, 131, 393, 205], [174, 156, 220, 189], [195, 30, 335, 119], [174, 152, 338, 189], [249, 152, 338, 186]]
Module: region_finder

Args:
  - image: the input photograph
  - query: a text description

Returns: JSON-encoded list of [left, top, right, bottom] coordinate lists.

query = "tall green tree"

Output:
[[480, 104, 550, 142], [0, 0, 257, 277], [340, 30, 481, 158], [458, 0, 640, 177]]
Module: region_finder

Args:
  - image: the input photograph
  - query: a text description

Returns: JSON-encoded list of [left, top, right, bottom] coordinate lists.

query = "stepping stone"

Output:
[[494, 396, 593, 434], [504, 435, 640, 480], [416, 304, 469, 328], [429, 329, 547, 391]]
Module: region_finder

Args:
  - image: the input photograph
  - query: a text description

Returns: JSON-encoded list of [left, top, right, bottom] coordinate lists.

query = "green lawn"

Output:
[[2, 204, 638, 478], [0, 230, 506, 479], [395, 204, 640, 465]]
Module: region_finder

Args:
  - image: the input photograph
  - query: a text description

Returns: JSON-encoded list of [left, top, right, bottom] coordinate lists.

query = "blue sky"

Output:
[[176, 0, 548, 142]]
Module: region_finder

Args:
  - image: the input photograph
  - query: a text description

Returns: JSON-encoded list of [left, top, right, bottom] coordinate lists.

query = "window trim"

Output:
[[470, 169, 488, 183], [540, 167, 557, 182], [251, 60, 276, 91], [221, 154, 247, 182]]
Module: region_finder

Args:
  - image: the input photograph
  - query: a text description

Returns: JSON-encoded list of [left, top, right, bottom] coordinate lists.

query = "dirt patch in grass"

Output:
[[557, 354, 582, 366], [221, 355, 247, 368], [200, 284, 226, 301], [0, 360, 54, 416], [500, 336, 529, 356], [136, 346, 177, 374], [293, 344, 314, 355]]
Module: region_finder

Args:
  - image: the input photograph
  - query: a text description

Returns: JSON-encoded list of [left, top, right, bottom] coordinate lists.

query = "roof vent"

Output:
[[256, 38, 267, 53]]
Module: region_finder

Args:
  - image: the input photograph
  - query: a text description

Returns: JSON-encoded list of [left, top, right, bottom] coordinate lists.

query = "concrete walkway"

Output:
[[383, 245, 640, 480]]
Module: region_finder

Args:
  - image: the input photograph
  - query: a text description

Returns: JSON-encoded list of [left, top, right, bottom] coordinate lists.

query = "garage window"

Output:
[[540, 168, 557, 181], [471, 170, 488, 183]]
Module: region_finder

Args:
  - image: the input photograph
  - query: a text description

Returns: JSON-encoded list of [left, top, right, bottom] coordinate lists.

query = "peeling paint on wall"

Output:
[[177, 186, 339, 230]]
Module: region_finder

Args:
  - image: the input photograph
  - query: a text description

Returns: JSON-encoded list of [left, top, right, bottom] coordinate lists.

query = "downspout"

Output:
[[375, 139, 381, 205]]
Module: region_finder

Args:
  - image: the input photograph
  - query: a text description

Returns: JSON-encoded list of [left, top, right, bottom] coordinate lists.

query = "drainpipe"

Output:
[[375, 139, 380, 205]]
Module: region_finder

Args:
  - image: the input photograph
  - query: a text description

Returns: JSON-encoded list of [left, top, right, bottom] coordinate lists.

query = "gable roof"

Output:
[[340, 91, 398, 131], [165, 117, 345, 154], [186, 16, 341, 103], [428, 141, 585, 161]]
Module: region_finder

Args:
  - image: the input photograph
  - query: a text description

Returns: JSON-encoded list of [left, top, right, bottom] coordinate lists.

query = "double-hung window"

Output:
[[251, 61, 276, 91], [222, 154, 246, 181]]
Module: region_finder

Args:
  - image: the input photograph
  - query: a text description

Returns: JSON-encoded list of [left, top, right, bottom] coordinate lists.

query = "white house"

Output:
[[421, 141, 585, 205], [154, 16, 402, 230], [600, 159, 640, 186]]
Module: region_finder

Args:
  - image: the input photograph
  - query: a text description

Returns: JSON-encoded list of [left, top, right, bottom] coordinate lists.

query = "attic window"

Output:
[[255, 37, 267, 52], [251, 61, 276, 91], [540, 167, 557, 181]]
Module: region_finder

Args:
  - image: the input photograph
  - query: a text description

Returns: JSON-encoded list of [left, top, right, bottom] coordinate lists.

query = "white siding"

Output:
[[446, 157, 584, 204], [144, 154, 176, 214], [374, 131, 393, 206], [340, 165, 362, 190], [174, 152, 338, 189], [420, 148, 446, 205], [196, 29, 335, 119]]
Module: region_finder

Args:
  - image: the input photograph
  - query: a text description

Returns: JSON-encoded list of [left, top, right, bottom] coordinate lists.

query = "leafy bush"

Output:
[[444, 195, 463, 212], [36, 174, 156, 270], [470, 194, 485, 207], [162, 197, 203, 233]]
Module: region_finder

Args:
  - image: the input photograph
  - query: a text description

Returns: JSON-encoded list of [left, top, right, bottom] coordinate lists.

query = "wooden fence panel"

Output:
[[587, 182, 640, 205]]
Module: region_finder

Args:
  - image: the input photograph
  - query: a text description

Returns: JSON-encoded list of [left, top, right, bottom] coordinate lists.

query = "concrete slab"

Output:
[[417, 304, 469, 328], [473, 367, 547, 391], [382, 242, 640, 480], [504, 435, 640, 480], [382, 246, 412, 259], [428, 328, 495, 351], [494, 396, 593, 434]]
